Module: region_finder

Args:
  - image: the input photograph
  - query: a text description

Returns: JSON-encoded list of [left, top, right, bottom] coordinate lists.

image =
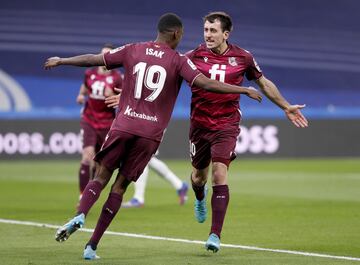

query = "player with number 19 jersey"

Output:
[[186, 43, 262, 131], [103, 42, 201, 142]]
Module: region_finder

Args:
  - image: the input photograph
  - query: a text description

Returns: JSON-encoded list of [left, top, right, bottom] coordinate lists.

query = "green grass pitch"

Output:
[[0, 158, 359, 265]]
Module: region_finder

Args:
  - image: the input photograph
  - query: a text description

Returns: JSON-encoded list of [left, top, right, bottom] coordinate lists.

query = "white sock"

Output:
[[148, 157, 183, 190], [133, 165, 149, 204]]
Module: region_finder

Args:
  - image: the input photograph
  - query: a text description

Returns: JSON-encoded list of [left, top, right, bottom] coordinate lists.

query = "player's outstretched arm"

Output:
[[44, 54, 105, 69], [255, 76, 308, 128], [193, 74, 262, 102]]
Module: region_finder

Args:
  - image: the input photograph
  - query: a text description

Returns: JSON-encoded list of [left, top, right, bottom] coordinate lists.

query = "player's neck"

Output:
[[155, 35, 175, 49], [211, 42, 228, 55]]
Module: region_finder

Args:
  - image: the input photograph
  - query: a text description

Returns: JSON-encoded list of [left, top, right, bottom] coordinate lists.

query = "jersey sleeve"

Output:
[[244, 52, 263, 81], [185, 49, 195, 60], [103, 44, 130, 70], [114, 71, 123, 91], [177, 55, 202, 86]]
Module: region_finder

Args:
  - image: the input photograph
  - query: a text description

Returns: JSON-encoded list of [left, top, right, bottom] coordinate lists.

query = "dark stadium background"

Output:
[[0, 0, 359, 158]]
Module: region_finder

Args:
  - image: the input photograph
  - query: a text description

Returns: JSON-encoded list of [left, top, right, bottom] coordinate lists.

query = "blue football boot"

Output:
[[205, 233, 220, 253], [83, 245, 100, 260], [55, 213, 85, 242], [194, 186, 207, 223]]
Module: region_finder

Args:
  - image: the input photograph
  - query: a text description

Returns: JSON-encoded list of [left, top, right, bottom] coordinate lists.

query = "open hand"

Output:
[[76, 94, 85, 105], [285, 104, 308, 128], [105, 88, 122, 108], [246, 86, 262, 103], [44, 57, 61, 69]]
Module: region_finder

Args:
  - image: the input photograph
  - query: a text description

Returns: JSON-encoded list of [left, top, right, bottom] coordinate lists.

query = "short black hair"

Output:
[[157, 13, 183, 33], [203, 12, 233, 32], [103, 43, 115, 49]]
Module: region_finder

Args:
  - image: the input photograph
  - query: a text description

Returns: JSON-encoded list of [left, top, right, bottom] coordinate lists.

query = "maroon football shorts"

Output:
[[94, 129, 160, 182], [80, 120, 109, 152], [189, 126, 239, 169]]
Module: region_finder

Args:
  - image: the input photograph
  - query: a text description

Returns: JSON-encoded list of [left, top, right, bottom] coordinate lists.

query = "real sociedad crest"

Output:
[[106, 76, 114, 84], [229, 57, 237, 66]]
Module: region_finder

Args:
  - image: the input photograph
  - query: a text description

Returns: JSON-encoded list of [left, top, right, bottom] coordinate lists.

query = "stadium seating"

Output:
[[0, 0, 359, 118]]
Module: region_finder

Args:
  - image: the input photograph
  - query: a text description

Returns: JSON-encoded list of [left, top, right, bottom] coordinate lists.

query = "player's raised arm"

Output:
[[255, 75, 308, 128], [193, 74, 262, 102], [44, 54, 105, 69]]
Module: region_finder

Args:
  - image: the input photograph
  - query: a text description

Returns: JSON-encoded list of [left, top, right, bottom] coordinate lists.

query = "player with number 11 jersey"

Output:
[[81, 67, 122, 129], [187, 43, 262, 131]]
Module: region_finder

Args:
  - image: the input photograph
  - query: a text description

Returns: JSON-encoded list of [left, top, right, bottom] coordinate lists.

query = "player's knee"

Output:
[[93, 165, 113, 186], [111, 179, 130, 196], [81, 148, 95, 164], [192, 171, 207, 185], [81, 157, 92, 165], [212, 170, 227, 185], [111, 185, 127, 196]]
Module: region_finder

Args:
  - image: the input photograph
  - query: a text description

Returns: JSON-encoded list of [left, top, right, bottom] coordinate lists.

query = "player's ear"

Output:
[[173, 30, 179, 40], [174, 28, 183, 41], [223, 30, 230, 41]]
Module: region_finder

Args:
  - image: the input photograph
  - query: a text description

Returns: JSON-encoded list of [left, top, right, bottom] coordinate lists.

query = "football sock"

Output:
[[89, 192, 122, 246], [77, 180, 103, 215], [210, 185, 229, 238], [191, 175, 205, 201], [87, 242, 97, 251], [149, 157, 182, 190], [79, 163, 90, 193], [133, 166, 149, 204]]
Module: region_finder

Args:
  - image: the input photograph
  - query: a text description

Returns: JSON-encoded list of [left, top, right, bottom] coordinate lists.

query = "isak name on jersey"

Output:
[[146, 48, 164, 58]]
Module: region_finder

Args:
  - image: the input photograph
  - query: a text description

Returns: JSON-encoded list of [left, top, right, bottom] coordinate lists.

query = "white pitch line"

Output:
[[0, 218, 359, 262]]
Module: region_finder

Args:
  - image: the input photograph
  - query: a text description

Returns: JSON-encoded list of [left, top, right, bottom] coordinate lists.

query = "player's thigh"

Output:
[[120, 137, 160, 182], [95, 128, 110, 153], [94, 130, 134, 172], [189, 127, 211, 170], [80, 120, 97, 149], [192, 166, 209, 183]]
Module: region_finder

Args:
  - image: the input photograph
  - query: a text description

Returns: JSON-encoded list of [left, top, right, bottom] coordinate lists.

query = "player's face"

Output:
[[204, 20, 229, 52]]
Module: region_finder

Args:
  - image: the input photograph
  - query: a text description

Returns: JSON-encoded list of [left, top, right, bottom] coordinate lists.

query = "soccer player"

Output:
[[122, 155, 188, 208], [44, 13, 262, 260], [77, 44, 122, 201], [186, 12, 308, 253], [106, 92, 188, 208]]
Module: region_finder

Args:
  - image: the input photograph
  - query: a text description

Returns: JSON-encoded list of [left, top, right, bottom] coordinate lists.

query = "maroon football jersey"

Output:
[[187, 43, 262, 130], [103, 41, 201, 141], [82, 68, 123, 129]]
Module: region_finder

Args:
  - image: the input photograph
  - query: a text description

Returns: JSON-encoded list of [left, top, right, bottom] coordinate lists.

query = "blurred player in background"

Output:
[[122, 153, 188, 208], [76, 44, 123, 201], [44, 13, 262, 260], [186, 12, 308, 253]]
